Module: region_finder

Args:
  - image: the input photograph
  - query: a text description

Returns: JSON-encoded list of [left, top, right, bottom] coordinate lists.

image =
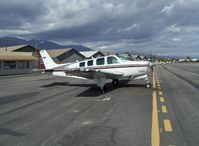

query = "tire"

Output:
[[112, 79, 119, 86]]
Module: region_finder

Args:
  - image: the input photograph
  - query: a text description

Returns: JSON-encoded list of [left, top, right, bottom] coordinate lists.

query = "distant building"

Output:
[[178, 59, 186, 62], [191, 58, 199, 62], [130, 55, 141, 60], [140, 55, 148, 61], [79, 51, 104, 59], [0, 44, 38, 53], [47, 48, 85, 63], [117, 53, 133, 60], [0, 44, 39, 75], [102, 51, 116, 56]]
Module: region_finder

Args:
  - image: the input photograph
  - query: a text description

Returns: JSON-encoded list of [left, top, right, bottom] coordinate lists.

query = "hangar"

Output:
[[47, 48, 85, 63], [115, 53, 132, 60], [79, 51, 104, 59], [1, 44, 38, 53], [0, 44, 39, 75], [140, 55, 148, 61]]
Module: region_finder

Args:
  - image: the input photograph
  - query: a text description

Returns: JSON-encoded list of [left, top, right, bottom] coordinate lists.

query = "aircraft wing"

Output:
[[64, 68, 124, 79], [33, 68, 54, 72], [34, 68, 124, 79]]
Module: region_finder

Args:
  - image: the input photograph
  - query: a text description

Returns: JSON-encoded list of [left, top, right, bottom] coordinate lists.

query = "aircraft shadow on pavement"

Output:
[[40, 80, 146, 97], [76, 80, 146, 97], [41, 82, 70, 87]]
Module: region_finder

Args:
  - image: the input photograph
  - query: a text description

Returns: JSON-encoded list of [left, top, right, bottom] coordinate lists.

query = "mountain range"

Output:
[[0, 37, 92, 51]]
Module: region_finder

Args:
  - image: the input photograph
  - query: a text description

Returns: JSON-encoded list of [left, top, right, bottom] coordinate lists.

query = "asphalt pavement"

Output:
[[156, 64, 199, 146], [0, 72, 152, 146], [0, 63, 199, 146]]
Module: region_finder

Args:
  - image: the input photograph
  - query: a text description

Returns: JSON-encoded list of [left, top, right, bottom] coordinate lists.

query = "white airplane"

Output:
[[38, 50, 151, 90]]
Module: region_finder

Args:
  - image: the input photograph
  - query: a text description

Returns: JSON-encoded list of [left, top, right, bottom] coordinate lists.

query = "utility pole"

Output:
[[4, 38, 7, 51], [150, 48, 152, 62], [35, 39, 37, 50]]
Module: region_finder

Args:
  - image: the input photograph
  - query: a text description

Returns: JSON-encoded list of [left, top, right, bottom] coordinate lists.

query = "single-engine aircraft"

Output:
[[38, 50, 151, 90]]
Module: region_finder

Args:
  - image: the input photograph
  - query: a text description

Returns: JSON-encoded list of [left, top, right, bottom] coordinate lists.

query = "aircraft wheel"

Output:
[[145, 83, 151, 88], [112, 79, 119, 86]]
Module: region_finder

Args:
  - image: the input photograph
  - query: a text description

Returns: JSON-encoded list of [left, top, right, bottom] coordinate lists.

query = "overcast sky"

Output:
[[0, 0, 199, 57]]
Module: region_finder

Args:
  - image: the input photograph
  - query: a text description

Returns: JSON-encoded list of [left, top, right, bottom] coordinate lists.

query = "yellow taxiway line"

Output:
[[151, 70, 160, 146]]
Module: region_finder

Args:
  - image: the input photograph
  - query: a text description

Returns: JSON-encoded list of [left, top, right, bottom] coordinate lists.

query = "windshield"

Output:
[[116, 55, 129, 62], [107, 56, 120, 64]]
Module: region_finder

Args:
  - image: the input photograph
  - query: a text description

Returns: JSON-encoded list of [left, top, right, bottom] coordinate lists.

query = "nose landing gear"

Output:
[[145, 76, 151, 88], [145, 83, 151, 88]]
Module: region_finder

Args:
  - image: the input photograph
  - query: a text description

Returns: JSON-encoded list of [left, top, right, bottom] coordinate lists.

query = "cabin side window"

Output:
[[96, 58, 104, 65], [79, 62, 85, 67], [87, 60, 93, 66], [107, 56, 119, 64]]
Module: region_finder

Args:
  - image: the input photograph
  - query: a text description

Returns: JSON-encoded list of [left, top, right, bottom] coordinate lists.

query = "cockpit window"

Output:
[[79, 62, 85, 67], [117, 55, 129, 62], [96, 58, 104, 65], [87, 60, 93, 66], [107, 56, 119, 64]]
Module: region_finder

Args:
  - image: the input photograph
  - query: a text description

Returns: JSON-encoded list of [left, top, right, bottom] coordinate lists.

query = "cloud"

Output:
[[0, 0, 48, 28], [161, 4, 174, 15], [171, 37, 181, 42], [0, 0, 199, 57], [167, 24, 182, 33]]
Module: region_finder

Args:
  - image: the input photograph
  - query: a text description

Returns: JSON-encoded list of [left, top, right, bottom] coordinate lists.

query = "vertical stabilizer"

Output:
[[40, 50, 58, 69]]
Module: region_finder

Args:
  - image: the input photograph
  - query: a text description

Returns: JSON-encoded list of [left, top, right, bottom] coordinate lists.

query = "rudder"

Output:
[[40, 50, 58, 69]]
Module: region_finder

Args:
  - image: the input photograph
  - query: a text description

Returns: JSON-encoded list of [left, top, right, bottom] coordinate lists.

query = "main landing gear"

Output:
[[95, 77, 110, 101]]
